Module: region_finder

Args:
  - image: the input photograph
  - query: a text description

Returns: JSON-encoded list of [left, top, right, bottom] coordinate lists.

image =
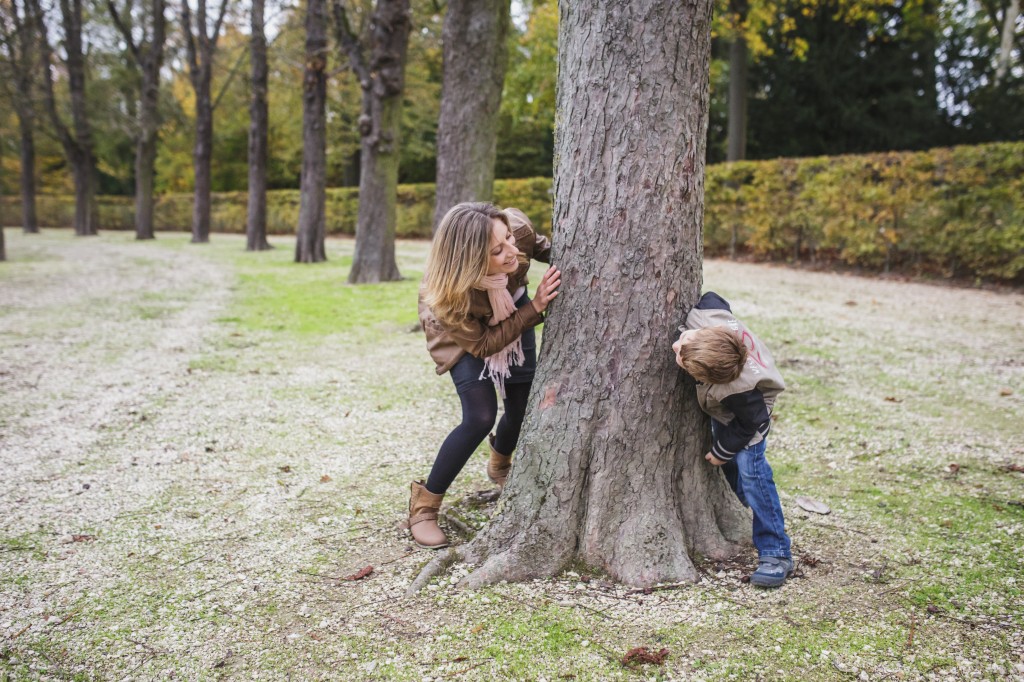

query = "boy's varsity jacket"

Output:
[[683, 292, 786, 462], [418, 215, 551, 375]]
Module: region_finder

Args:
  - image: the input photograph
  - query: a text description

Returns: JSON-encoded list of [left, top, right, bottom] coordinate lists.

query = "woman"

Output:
[[411, 202, 560, 548]]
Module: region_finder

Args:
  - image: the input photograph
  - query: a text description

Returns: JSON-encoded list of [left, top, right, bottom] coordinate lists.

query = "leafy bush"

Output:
[[3, 143, 1020, 282]]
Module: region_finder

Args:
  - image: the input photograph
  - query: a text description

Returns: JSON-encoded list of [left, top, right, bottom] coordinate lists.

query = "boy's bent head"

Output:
[[673, 326, 747, 384]]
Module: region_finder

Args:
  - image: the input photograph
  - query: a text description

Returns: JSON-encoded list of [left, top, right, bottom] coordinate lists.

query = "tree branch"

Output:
[[331, 0, 369, 84], [107, 0, 142, 63], [211, 41, 247, 111], [180, 0, 199, 81], [210, 0, 229, 48]]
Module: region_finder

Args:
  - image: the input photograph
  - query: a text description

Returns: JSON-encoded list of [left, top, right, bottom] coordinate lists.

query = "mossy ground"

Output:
[[0, 229, 1021, 681]]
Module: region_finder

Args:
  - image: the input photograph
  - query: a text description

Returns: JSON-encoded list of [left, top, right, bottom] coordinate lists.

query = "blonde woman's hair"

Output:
[[424, 202, 509, 331], [678, 327, 748, 384]]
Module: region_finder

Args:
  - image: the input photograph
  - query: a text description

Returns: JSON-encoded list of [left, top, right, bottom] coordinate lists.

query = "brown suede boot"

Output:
[[486, 434, 513, 488], [408, 481, 449, 549]]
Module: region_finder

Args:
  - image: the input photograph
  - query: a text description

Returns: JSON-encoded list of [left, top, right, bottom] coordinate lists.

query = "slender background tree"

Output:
[[181, 0, 231, 243], [333, 0, 411, 283], [108, 0, 167, 240], [245, 0, 271, 250], [32, 0, 99, 236], [0, 0, 40, 234], [294, 0, 328, 263], [431, 0, 511, 231]]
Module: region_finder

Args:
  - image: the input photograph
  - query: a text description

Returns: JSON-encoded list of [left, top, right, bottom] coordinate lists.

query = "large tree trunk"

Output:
[[431, 0, 510, 232], [246, 0, 271, 251], [294, 0, 328, 263], [460, 0, 748, 590], [17, 106, 38, 234], [339, 0, 410, 284]]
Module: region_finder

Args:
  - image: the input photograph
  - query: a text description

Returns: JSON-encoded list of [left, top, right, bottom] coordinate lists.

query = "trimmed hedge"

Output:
[[2, 142, 1020, 281]]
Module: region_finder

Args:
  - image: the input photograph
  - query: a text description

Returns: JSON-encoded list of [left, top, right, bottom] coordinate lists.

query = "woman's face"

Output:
[[485, 219, 518, 276]]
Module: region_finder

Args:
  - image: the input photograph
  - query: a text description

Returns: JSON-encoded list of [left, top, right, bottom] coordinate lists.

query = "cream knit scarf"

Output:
[[476, 273, 525, 398]]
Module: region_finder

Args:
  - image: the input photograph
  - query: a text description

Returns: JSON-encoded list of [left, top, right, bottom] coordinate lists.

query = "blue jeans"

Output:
[[712, 421, 791, 559]]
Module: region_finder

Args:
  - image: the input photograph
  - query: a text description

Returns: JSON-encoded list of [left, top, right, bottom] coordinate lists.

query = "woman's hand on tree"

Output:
[[532, 267, 561, 314]]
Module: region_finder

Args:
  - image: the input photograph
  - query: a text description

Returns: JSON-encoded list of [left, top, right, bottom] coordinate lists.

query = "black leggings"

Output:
[[425, 381, 531, 494]]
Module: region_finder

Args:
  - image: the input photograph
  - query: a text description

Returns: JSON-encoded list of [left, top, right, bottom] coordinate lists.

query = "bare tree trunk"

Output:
[[109, 0, 166, 241], [995, 0, 1021, 85], [33, 0, 98, 236], [334, 0, 410, 283], [294, 0, 328, 263], [182, 0, 230, 244], [192, 67, 214, 243], [0, 0, 40, 233], [725, 0, 748, 162], [461, 0, 747, 590], [246, 0, 271, 251], [16, 96, 38, 235], [0, 223, 5, 261], [432, 0, 511, 232]]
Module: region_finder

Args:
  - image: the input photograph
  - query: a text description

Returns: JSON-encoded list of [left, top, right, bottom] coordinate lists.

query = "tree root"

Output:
[[406, 547, 461, 596]]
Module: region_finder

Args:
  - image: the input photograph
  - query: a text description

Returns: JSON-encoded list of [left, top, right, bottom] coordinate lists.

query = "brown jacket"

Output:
[[419, 221, 551, 375]]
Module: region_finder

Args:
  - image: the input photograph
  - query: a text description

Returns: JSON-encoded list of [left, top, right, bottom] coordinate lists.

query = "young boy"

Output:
[[672, 291, 793, 588]]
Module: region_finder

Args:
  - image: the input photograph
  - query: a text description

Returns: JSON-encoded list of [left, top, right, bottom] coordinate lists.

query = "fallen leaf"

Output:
[[926, 604, 940, 613], [320, 474, 332, 483], [343, 565, 373, 581], [799, 554, 821, 567], [622, 647, 670, 666], [471, 624, 485, 634], [999, 388, 1013, 396], [278, 465, 292, 473], [1001, 463, 1024, 473], [884, 396, 903, 403], [795, 496, 831, 515], [947, 463, 960, 474], [71, 534, 96, 543], [844, 300, 858, 306]]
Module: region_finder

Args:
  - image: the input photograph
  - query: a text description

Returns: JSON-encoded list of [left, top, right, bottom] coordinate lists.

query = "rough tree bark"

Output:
[[181, 0, 230, 243], [0, 0, 39, 234], [108, 0, 167, 241], [333, 0, 411, 283], [456, 0, 749, 589], [431, 0, 511, 232], [246, 0, 271, 251], [294, 0, 328, 263], [33, 0, 98, 236], [725, 0, 748, 162]]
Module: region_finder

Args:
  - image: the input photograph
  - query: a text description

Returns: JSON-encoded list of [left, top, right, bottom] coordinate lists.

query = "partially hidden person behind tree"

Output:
[[412, 203, 561, 549], [672, 291, 793, 587]]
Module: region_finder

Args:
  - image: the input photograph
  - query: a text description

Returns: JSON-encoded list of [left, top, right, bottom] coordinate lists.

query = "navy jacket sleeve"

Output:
[[696, 291, 732, 312], [710, 388, 772, 461]]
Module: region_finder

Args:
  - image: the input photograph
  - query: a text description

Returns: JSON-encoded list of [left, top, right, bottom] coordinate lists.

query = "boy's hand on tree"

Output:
[[705, 452, 726, 467], [532, 267, 561, 314]]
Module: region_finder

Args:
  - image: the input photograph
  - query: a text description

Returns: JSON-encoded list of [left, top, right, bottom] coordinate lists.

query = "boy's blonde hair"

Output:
[[503, 207, 533, 233], [677, 327, 748, 384], [424, 202, 509, 332]]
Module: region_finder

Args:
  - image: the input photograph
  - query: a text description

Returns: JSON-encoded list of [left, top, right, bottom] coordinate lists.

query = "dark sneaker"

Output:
[[750, 556, 793, 588]]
